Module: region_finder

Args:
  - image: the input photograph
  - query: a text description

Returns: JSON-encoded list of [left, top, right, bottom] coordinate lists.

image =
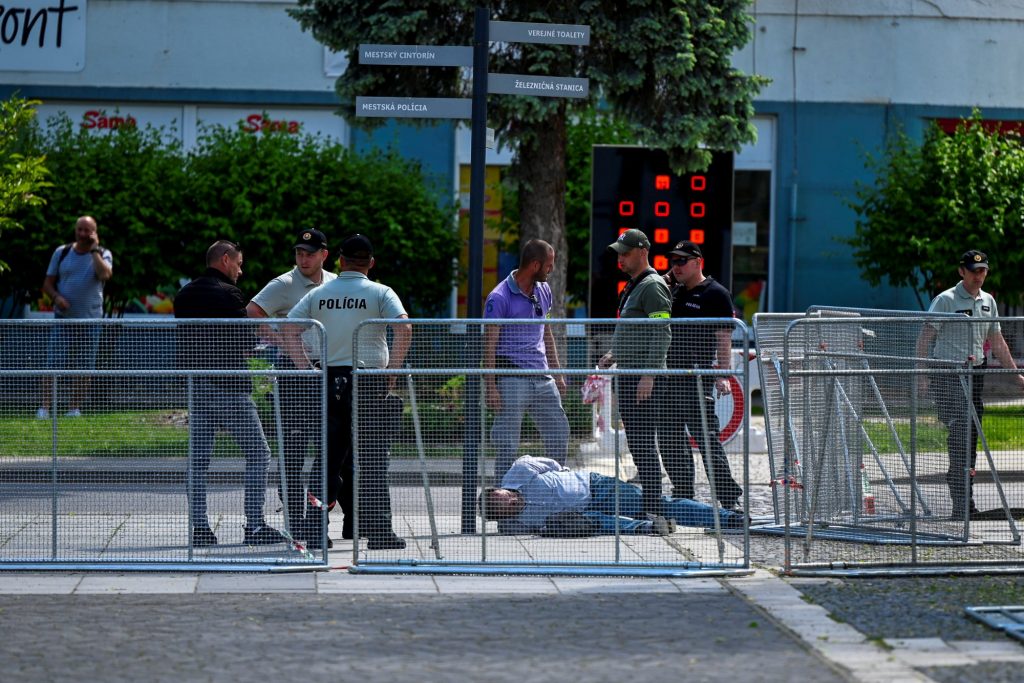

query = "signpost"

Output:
[[355, 97, 472, 119], [487, 73, 589, 98], [356, 10, 591, 533], [358, 44, 473, 67]]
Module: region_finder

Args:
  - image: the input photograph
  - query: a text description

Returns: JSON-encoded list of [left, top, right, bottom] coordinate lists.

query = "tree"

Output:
[[846, 113, 1024, 308], [4, 120, 457, 316], [0, 97, 49, 276], [289, 1, 766, 317]]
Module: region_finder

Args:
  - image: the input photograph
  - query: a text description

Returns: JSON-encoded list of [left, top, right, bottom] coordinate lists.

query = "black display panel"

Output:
[[589, 146, 734, 318]]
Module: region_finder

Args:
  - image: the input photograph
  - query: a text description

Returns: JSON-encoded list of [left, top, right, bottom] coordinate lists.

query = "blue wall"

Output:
[[759, 100, 1024, 314]]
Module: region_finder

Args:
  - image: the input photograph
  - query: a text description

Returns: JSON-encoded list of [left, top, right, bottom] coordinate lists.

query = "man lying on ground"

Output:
[[480, 455, 745, 536]]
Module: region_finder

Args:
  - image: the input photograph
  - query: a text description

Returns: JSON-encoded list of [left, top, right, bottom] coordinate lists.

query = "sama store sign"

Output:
[[0, 0, 85, 72]]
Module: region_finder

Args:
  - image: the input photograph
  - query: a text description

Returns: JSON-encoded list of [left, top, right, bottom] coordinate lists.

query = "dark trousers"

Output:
[[931, 370, 986, 512], [327, 368, 396, 538], [616, 375, 663, 516], [277, 364, 321, 534], [655, 375, 742, 504]]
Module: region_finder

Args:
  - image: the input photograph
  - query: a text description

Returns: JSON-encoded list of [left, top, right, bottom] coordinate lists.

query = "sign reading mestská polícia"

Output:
[[355, 97, 472, 119]]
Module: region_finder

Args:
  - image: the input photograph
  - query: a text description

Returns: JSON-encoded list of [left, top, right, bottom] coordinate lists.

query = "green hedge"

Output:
[[3, 114, 458, 316]]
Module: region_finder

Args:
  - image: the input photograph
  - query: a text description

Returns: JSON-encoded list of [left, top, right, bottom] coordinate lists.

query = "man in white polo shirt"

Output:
[[286, 234, 412, 550], [916, 249, 1024, 517], [248, 228, 336, 547]]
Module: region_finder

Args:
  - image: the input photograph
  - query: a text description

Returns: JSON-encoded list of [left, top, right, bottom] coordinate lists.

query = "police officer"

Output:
[[247, 228, 336, 547], [286, 234, 411, 550], [916, 249, 1024, 517], [657, 240, 743, 510]]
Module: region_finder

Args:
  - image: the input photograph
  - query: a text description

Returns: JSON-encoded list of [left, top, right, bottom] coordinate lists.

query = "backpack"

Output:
[[53, 243, 74, 284]]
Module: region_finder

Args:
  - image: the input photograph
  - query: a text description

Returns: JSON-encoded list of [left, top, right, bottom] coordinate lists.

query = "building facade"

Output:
[[4, 0, 1023, 314]]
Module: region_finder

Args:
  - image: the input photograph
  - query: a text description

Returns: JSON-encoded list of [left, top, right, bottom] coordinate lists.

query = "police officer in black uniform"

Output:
[[657, 240, 743, 510]]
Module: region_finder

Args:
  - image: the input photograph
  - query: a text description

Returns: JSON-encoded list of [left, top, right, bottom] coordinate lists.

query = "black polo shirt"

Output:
[[667, 276, 735, 369], [174, 268, 254, 391]]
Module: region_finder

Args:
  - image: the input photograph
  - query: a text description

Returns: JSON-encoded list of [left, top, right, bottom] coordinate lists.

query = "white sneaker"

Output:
[[64, 409, 82, 418], [35, 407, 49, 419]]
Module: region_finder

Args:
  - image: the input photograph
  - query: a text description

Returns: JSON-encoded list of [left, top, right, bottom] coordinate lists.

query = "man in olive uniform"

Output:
[[597, 229, 672, 517]]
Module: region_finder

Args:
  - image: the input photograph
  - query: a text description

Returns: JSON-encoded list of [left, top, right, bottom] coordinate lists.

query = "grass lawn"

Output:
[[862, 405, 1023, 453], [2, 404, 1019, 459], [0, 410, 244, 459]]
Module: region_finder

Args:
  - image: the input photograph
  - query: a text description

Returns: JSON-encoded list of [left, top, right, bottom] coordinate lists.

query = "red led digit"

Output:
[[653, 228, 669, 244], [690, 175, 706, 191], [690, 229, 705, 244], [617, 281, 627, 294], [653, 255, 668, 270], [618, 200, 634, 216], [654, 201, 670, 217], [618, 227, 630, 236], [655, 175, 670, 190], [690, 202, 705, 218]]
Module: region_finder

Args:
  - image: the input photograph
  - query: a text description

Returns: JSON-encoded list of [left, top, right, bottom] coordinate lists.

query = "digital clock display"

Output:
[[589, 146, 734, 318]]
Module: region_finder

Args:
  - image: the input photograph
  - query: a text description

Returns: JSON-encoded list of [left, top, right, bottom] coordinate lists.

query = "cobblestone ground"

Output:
[[0, 593, 847, 683], [797, 576, 1024, 682]]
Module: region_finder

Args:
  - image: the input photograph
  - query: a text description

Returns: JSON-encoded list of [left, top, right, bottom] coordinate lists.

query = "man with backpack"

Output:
[[36, 216, 113, 419]]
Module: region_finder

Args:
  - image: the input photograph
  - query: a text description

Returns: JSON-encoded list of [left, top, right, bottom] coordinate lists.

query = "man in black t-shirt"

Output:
[[174, 240, 286, 548], [656, 241, 743, 510]]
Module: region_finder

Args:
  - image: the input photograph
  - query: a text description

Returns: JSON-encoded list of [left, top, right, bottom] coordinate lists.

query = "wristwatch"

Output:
[[90, 247, 101, 254]]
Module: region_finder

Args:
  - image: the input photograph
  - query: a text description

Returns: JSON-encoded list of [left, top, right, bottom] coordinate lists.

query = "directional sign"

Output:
[[355, 97, 472, 119], [358, 44, 473, 67], [489, 20, 590, 46], [488, 73, 589, 99]]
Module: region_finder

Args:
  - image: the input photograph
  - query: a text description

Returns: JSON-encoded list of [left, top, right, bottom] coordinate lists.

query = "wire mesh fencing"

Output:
[[348, 318, 751, 577], [0, 318, 327, 570], [763, 311, 1024, 575]]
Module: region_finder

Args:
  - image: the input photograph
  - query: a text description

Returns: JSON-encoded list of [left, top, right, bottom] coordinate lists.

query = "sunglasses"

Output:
[[529, 294, 543, 316], [670, 256, 696, 266]]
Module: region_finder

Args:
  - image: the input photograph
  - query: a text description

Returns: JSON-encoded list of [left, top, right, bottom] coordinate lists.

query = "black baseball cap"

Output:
[[295, 228, 328, 252], [959, 249, 990, 272], [669, 240, 702, 259], [339, 233, 374, 259], [608, 229, 651, 254]]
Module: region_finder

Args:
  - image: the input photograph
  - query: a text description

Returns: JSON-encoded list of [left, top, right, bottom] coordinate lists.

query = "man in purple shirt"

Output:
[[484, 239, 570, 480]]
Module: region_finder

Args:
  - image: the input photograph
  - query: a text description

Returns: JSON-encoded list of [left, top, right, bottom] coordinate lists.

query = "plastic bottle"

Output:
[[861, 464, 875, 515]]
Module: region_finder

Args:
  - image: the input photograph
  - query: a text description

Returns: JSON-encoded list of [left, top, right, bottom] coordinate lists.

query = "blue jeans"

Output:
[[189, 384, 271, 528], [584, 473, 742, 533], [491, 375, 569, 479]]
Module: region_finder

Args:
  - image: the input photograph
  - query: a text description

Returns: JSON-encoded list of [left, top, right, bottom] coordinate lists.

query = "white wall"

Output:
[[2, 0, 336, 93], [736, 0, 1024, 107]]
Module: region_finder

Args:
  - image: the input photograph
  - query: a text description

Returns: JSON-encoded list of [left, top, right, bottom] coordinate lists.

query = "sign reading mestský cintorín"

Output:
[[487, 73, 589, 99], [358, 44, 472, 67], [489, 20, 590, 46], [356, 97, 472, 119]]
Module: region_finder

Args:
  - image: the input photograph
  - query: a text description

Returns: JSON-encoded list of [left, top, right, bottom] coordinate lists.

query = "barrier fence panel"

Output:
[[348, 318, 751, 577], [752, 313, 803, 523], [779, 314, 1024, 575], [0, 318, 327, 570]]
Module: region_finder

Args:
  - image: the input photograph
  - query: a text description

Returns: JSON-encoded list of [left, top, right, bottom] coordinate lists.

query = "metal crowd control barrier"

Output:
[[755, 310, 1024, 576], [348, 318, 751, 577], [0, 318, 328, 571]]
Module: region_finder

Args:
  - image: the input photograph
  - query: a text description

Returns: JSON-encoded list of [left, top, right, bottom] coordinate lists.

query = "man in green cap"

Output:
[[598, 229, 672, 516]]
